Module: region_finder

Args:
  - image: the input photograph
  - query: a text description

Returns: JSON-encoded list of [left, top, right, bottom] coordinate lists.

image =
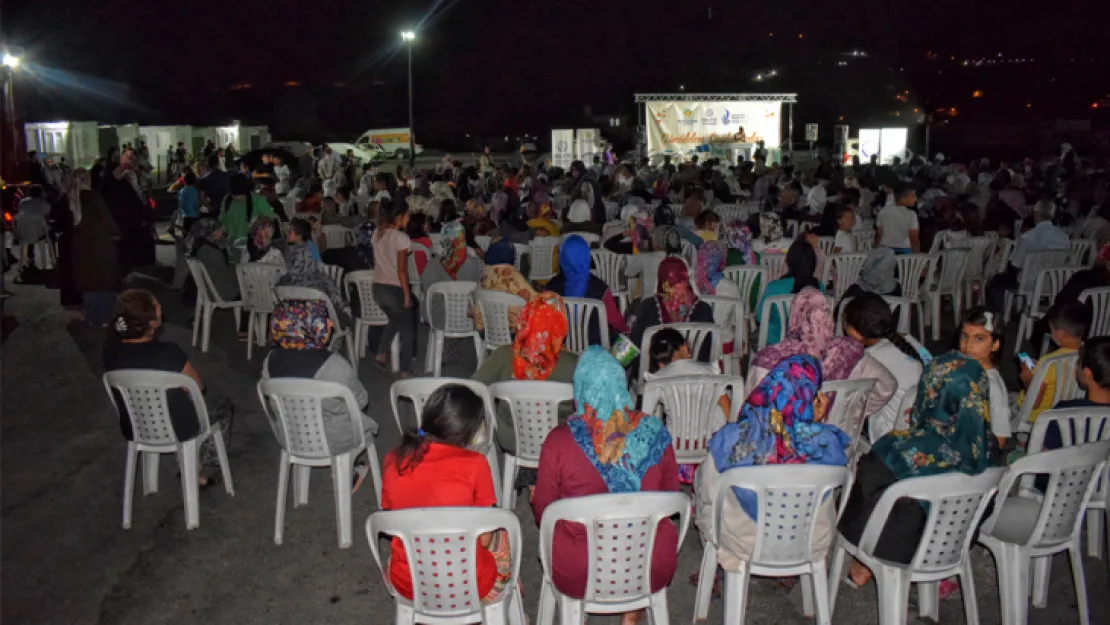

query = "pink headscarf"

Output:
[[752, 287, 862, 379]]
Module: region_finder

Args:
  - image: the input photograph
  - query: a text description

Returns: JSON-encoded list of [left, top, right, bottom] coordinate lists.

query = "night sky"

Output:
[[5, 0, 1108, 148]]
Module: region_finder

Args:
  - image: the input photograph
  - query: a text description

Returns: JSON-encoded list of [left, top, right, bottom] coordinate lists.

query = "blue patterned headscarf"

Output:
[[567, 346, 672, 493], [559, 234, 591, 298], [708, 354, 850, 518]]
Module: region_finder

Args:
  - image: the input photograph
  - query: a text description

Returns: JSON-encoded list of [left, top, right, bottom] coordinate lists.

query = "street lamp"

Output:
[[2, 53, 19, 68], [1, 49, 24, 182], [401, 31, 416, 170]]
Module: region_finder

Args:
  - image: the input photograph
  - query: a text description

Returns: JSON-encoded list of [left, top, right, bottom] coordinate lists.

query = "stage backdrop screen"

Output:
[[646, 100, 782, 157]]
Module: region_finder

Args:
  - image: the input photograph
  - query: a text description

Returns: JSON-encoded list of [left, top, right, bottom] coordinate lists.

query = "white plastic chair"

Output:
[[536, 492, 692, 625], [408, 241, 431, 301], [488, 381, 574, 510], [961, 236, 997, 307], [236, 262, 284, 359], [562, 231, 599, 248], [1016, 265, 1082, 356], [1026, 408, 1110, 561], [367, 507, 526, 625], [562, 296, 610, 353], [853, 229, 875, 253], [322, 263, 346, 289], [681, 239, 698, 269], [475, 235, 492, 252], [694, 465, 848, 624], [816, 235, 836, 257], [512, 243, 528, 272], [977, 442, 1110, 625], [257, 378, 382, 548], [1011, 350, 1082, 434], [638, 323, 723, 386], [829, 469, 1004, 625], [591, 249, 629, 309], [390, 378, 502, 506], [642, 374, 743, 465], [1003, 248, 1072, 325], [983, 238, 1014, 286], [321, 224, 353, 249], [759, 252, 787, 280], [274, 285, 357, 365], [423, 281, 481, 377], [529, 236, 561, 282], [700, 294, 743, 374], [185, 258, 243, 353], [104, 370, 235, 530], [822, 253, 867, 300], [723, 266, 767, 354], [473, 289, 527, 355], [785, 219, 800, 238], [344, 271, 399, 371], [893, 253, 935, 343], [1069, 238, 1095, 266], [757, 293, 794, 350], [924, 248, 969, 341], [1079, 286, 1110, 338]]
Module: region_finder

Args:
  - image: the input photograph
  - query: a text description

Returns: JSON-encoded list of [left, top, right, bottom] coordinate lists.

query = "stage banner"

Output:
[[576, 128, 600, 163], [645, 101, 782, 158], [551, 129, 575, 169]]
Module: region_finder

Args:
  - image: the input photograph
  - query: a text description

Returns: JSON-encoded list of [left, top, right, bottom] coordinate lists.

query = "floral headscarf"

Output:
[[277, 244, 350, 316], [568, 346, 672, 493], [694, 240, 727, 295], [439, 220, 468, 279], [752, 287, 834, 367], [725, 221, 757, 265], [249, 216, 275, 256], [185, 217, 223, 256], [656, 257, 698, 323], [651, 224, 682, 255], [871, 351, 998, 480], [270, 299, 332, 350], [708, 355, 850, 518], [759, 212, 784, 243], [512, 292, 568, 381]]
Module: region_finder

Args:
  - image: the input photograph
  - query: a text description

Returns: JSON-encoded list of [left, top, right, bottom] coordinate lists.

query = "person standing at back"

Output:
[[370, 200, 416, 378], [874, 183, 920, 253]]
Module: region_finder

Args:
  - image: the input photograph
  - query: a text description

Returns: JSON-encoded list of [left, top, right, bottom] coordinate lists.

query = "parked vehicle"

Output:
[[328, 139, 386, 166], [354, 128, 423, 159]]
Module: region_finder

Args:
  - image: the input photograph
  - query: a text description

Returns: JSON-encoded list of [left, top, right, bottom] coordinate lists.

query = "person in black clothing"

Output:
[[100, 148, 155, 277], [103, 289, 233, 484]]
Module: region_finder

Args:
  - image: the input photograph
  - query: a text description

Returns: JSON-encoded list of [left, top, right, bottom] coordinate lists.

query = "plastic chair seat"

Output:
[[423, 281, 480, 377], [345, 271, 400, 371], [186, 258, 243, 354]]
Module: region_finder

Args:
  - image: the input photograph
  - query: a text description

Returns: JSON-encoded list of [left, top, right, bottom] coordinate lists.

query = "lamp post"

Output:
[[401, 31, 416, 171], [1, 49, 23, 183]]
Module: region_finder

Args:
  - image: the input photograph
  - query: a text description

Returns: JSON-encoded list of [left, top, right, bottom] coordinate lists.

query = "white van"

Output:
[[355, 128, 424, 159]]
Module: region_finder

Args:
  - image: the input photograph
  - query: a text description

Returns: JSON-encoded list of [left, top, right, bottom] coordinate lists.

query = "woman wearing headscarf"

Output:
[[755, 237, 822, 346], [547, 234, 629, 345], [472, 241, 537, 330], [629, 257, 715, 360], [421, 219, 485, 327], [69, 167, 122, 326], [276, 239, 351, 323], [473, 293, 578, 467], [463, 199, 497, 236], [694, 355, 850, 575], [247, 216, 285, 265], [623, 223, 684, 300], [532, 347, 679, 623], [750, 287, 896, 432], [186, 218, 241, 303], [838, 352, 999, 586], [561, 199, 603, 237], [526, 202, 561, 237], [694, 239, 741, 359], [261, 299, 377, 493]]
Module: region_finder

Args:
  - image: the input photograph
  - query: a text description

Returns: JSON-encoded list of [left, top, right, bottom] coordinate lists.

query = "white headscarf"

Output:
[[568, 199, 591, 224]]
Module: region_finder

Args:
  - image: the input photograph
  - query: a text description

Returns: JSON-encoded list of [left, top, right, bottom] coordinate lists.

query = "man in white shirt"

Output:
[[874, 184, 920, 252], [986, 199, 1070, 313]]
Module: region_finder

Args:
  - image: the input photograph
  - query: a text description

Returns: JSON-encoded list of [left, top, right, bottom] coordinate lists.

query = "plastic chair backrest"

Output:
[[103, 370, 209, 447], [722, 266, 767, 310], [473, 289, 526, 351], [564, 232, 600, 247], [642, 374, 743, 464], [344, 271, 389, 324], [962, 237, 996, 280], [185, 257, 228, 304], [1027, 407, 1110, 455], [986, 238, 1014, 278], [590, 249, 628, 295], [488, 381, 574, 464], [1013, 350, 1083, 431], [984, 442, 1110, 548], [529, 237, 560, 281], [817, 236, 836, 257], [634, 251, 668, 298], [1018, 249, 1071, 294], [1030, 265, 1082, 312], [1069, 239, 1094, 266], [236, 262, 284, 312], [680, 239, 698, 269], [700, 295, 742, 333], [512, 243, 528, 271], [474, 235, 492, 252], [389, 377, 495, 436], [638, 323, 722, 378], [859, 469, 1004, 573], [562, 296, 610, 352], [760, 253, 786, 280], [321, 224, 352, 249], [824, 253, 867, 299], [933, 248, 970, 293], [257, 378, 365, 457], [757, 293, 794, 350], [408, 242, 431, 288], [274, 286, 343, 330], [1079, 286, 1110, 338], [853, 230, 875, 253], [367, 507, 522, 619], [820, 378, 876, 473], [713, 465, 847, 566], [538, 492, 691, 605], [424, 281, 477, 334], [322, 263, 345, 288], [894, 253, 935, 300]]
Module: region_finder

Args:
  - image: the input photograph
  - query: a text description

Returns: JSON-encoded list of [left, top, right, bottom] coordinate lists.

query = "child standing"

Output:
[[1016, 302, 1089, 427], [957, 307, 1012, 447]]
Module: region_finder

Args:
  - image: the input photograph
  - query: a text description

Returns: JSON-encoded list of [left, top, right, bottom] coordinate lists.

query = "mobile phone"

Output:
[[1017, 352, 1035, 370]]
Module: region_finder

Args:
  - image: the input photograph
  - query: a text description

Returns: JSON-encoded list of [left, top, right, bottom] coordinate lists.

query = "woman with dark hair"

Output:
[[546, 235, 629, 345], [644, 327, 731, 433], [285, 217, 322, 263], [370, 200, 416, 377], [842, 293, 931, 438], [755, 237, 821, 345], [381, 384, 513, 604], [220, 173, 274, 242], [104, 289, 233, 486], [185, 218, 240, 303]]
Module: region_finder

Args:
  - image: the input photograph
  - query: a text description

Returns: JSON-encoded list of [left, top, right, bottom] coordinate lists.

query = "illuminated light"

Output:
[[949, 107, 958, 116], [768, 32, 774, 37], [401, 31, 416, 41], [2, 52, 19, 68], [230, 82, 253, 90], [913, 108, 919, 113], [1095, 103, 1101, 109], [284, 81, 301, 87], [1026, 103, 1032, 108], [3, 212, 11, 222], [798, 33, 804, 38], [838, 116, 845, 121], [972, 90, 983, 98], [754, 74, 763, 81], [950, 56, 955, 60]]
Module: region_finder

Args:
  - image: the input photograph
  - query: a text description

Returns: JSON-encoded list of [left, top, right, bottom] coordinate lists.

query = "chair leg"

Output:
[[179, 441, 200, 530], [827, 545, 847, 617], [213, 431, 234, 495], [723, 563, 751, 625], [142, 451, 160, 495], [809, 562, 832, 625], [366, 442, 383, 507], [1087, 509, 1105, 559], [245, 312, 255, 360], [873, 566, 910, 625], [917, 580, 939, 621], [332, 453, 353, 548], [293, 465, 311, 507], [274, 452, 290, 545], [122, 442, 138, 529], [693, 541, 717, 621], [1030, 554, 1051, 608], [191, 297, 202, 346], [536, 581, 557, 625], [994, 544, 1029, 625], [473, 333, 485, 369], [800, 573, 815, 617], [1068, 543, 1091, 625], [201, 304, 213, 353], [501, 454, 518, 510], [485, 448, 503, 508], [648, 590, 670, 625], [930, 294, 942, 342], [959, 561, 981, 625], [557, 594, 584, 625]]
